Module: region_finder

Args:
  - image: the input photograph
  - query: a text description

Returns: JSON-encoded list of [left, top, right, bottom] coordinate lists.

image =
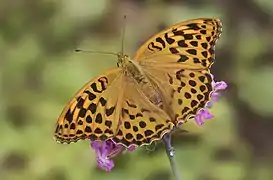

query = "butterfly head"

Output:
[[117, 52, 130, 67]]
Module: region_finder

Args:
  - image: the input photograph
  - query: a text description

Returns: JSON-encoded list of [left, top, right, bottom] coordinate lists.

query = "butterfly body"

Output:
[[54, 18, 222, 147], [123, 58, 164, 106]]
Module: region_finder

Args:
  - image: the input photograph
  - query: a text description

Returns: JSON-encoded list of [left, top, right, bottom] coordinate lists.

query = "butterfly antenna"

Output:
[[121, 15, 127, 56], [75, 49, 117, 56]]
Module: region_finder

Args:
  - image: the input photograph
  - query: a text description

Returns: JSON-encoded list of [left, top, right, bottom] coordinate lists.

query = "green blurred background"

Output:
[[1, 0, 273, 180]]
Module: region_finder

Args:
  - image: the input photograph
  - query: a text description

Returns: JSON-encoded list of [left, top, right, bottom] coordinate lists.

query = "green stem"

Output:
[[163, 133, 181, 180]]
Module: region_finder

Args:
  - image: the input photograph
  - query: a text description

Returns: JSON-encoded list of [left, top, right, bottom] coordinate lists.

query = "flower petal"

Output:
[[205, 101, 213, 108], [90, 140, 115, 172], [214, 81, 228, 91], [91, 141, 102, 154], [195, 113, 204, 126], [90, 139, 136, 172], [195, 109, 214, 126], [100, 141, 109, 158], [128, 145, 136, 151], [202, 109, 214, 119], [211, 92, 220, 102], [96, 156, 114, 172]]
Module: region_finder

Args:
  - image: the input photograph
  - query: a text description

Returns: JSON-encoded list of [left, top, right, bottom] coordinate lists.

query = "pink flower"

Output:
[[195, 109, 214, 126], [211, 81, 228, 102], [90, 139, 135, 172], [195, 77, 227, 126]]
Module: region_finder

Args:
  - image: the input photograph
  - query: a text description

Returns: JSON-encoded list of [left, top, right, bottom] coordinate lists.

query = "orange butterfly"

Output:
[[54, 18, 222, 148]]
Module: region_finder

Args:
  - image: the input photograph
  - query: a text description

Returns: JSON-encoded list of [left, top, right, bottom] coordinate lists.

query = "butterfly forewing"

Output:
[[134, 18, 222, 69], [54, 68, 123, 143]]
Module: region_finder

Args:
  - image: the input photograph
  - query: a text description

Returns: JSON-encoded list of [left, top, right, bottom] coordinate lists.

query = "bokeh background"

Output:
[[1, 0, 273, 180]]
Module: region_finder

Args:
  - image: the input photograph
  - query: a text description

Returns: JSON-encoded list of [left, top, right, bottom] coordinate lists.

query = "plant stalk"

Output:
[[163, 133, 181, 180]]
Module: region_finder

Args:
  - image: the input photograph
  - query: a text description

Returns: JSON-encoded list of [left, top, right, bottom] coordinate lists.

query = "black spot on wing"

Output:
[[186, 23, 201, 30], [178, 55, 189, 62], [148, 42, 162, 51], [156, 37, 166, 48], [164, 33, 175, 44], [172, 29, 184, 36]]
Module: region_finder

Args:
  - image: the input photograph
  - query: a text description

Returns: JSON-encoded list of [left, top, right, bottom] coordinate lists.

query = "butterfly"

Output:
[[54, 18, 222, 148]]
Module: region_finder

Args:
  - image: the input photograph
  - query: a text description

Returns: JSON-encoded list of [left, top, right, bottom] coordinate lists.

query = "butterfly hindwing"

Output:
[[143, 67, 213, 124], [171, 69, 213, 123], [111, 75, 174, 147]]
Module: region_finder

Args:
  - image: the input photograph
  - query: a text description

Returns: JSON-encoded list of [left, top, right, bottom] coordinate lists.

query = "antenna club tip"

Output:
[[75, 49, 81, 52], [123, 15, 127, 19]]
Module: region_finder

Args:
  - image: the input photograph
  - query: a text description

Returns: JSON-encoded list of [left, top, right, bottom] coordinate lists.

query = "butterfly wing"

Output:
[[134, 18, 222, 69], [133, 18, 222, 124], [111, 74, 174, 147], [54, 68, 123, 143], [54, 68, 174, 147], [142, 66, 213, 124]]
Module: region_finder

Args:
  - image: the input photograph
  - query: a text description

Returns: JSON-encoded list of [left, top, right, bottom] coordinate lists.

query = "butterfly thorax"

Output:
[[117, 52, 129, 67], [117, 53, 146, 83]]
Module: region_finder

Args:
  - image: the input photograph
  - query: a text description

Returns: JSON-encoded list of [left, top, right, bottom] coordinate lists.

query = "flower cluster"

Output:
[[195, 76, 227, 126]]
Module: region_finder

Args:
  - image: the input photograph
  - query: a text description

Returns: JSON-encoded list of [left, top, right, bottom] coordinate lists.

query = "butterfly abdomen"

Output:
[[125, 60, 163, 107]]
